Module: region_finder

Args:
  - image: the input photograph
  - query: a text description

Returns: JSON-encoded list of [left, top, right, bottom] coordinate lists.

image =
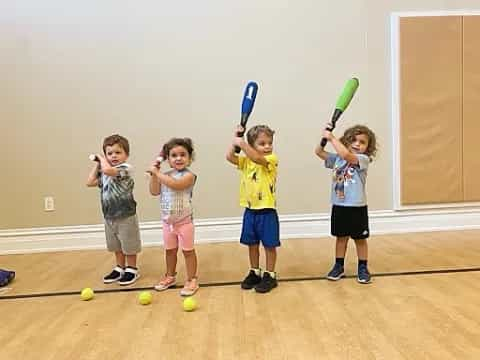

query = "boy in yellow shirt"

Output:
[[226, 125, 280, 293]]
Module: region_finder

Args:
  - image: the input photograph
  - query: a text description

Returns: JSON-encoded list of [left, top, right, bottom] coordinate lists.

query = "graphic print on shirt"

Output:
[[333, 162, 358, 200], [238, 154, 278, 210], [99, 164, 136, 219], [251, 171, 262, 201]]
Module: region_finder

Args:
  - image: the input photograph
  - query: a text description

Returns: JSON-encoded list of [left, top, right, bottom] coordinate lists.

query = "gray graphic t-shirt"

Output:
[[98, 163, 137, 219], [325, 153, 369, 206], [160, 168, 196, 224]]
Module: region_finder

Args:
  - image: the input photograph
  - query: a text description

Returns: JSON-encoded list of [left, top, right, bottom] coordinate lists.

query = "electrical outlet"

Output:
[[44, 196, 55, 211]]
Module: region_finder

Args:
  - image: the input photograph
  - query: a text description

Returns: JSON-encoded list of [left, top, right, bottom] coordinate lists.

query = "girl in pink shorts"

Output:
[[148, 138, 198, 296]]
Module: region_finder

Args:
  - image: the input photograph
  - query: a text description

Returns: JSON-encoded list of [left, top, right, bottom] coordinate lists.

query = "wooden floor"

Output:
[[1, 230, 480, 359]]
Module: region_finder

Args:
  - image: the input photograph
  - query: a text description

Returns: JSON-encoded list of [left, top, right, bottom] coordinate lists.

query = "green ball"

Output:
[[138, 291, 153, 305], [80, 287, 94, 301], [182, 296, 197, 312]]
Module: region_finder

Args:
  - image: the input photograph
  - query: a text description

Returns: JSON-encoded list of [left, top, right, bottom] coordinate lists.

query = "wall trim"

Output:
[[1, 209, 480, 254]]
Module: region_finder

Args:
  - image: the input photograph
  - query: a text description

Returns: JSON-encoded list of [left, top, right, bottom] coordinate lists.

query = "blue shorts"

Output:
[[240, 208, 281, 248]]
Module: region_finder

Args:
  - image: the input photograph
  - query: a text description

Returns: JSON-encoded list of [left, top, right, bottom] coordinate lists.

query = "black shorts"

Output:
[[331, 205, 369, 240]]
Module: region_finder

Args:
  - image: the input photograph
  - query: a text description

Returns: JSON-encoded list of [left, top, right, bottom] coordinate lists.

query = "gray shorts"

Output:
[[104, 214, 141, 255]]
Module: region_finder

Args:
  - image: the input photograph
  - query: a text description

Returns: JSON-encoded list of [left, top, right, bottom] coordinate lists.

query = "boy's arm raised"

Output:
[[314, 142, 329, 160], [98, 156, 120, 177], [86, 162, 100, 187], [226, 143, 239, 165], [233, 138, 268, 167], [226, 125, 244, 166], [328, 133, 358, 165]]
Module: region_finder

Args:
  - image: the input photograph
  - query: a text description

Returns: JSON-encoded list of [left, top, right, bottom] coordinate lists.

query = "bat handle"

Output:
[[235, 115, 249, 154], [89, 154, 100, 162], [331, 109, 343, 123], [320, 107, 344, 148], [240, 113, 249, 128], [320, 117, 338, 148], [145, 156, 164, 175]]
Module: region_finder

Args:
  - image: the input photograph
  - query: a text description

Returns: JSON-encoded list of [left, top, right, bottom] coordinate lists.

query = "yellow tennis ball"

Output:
[[138, 291, 153, 305], [182, 296, 197, 312], [80, 287, 94, 301]]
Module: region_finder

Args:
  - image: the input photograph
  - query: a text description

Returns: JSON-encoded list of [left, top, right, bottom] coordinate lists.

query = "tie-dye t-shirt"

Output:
[[98, 163, 137, 219], [160, 168, 197, 224], [325, 153, 369, 206]]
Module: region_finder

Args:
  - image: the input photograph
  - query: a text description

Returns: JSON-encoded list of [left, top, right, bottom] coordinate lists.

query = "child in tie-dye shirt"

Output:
[[86, 134, 141, 286]]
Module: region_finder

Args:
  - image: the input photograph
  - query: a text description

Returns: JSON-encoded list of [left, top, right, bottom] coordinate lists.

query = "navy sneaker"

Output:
[[326, 263, 345, 281], [241, 270, 262, 289], [357, 265, 371, 284], [0, 269, 15, 287]]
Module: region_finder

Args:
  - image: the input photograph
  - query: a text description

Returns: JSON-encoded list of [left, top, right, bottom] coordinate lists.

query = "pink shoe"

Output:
[[180, 277, 199, 296], [154, 274, 176, 291]]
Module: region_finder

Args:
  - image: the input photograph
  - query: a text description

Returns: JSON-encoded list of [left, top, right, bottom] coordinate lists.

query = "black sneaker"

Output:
[[241, 270, 262, 289], [326, 263, 345, 281], [103, 266, 125, 284], [118, 267, 140, 286], [0, 269, 14, 287], [357, 265, 371, 284], [254, 272, 278, 293]]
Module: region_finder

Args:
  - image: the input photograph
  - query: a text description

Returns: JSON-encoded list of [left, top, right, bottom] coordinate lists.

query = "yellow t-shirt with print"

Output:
[[237, 153, 278, 209]]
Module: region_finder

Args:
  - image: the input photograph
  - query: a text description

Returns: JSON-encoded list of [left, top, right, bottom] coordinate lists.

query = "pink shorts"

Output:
[[162, 219, 195, 251]]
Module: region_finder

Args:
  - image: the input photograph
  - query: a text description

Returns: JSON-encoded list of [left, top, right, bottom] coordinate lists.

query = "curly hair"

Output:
[[246, 125, 275, 147], [162, 137, 195, 161], [103, 134, 130, 155], [339, 125, 378, 159]]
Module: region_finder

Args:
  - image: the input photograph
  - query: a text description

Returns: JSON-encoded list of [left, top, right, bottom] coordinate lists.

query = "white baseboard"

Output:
[[1, 209, 480, 254]]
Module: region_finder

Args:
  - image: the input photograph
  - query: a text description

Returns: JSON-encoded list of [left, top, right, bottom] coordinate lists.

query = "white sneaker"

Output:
[[154, 275, 177, 291], [180, 277, 199, 297]]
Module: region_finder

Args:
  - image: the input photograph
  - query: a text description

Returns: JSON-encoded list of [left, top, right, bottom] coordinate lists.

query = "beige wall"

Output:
[[1, 0, 478, 229]]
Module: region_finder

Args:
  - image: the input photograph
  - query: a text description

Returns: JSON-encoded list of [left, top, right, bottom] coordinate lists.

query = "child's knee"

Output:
[[182, 249, 196, 257], [264, 246, 277, 254], [354, 238, 368, 246]]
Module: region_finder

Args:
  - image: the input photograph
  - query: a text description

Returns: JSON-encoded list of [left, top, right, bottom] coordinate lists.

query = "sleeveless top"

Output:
[[160, 168, 196, 224]]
